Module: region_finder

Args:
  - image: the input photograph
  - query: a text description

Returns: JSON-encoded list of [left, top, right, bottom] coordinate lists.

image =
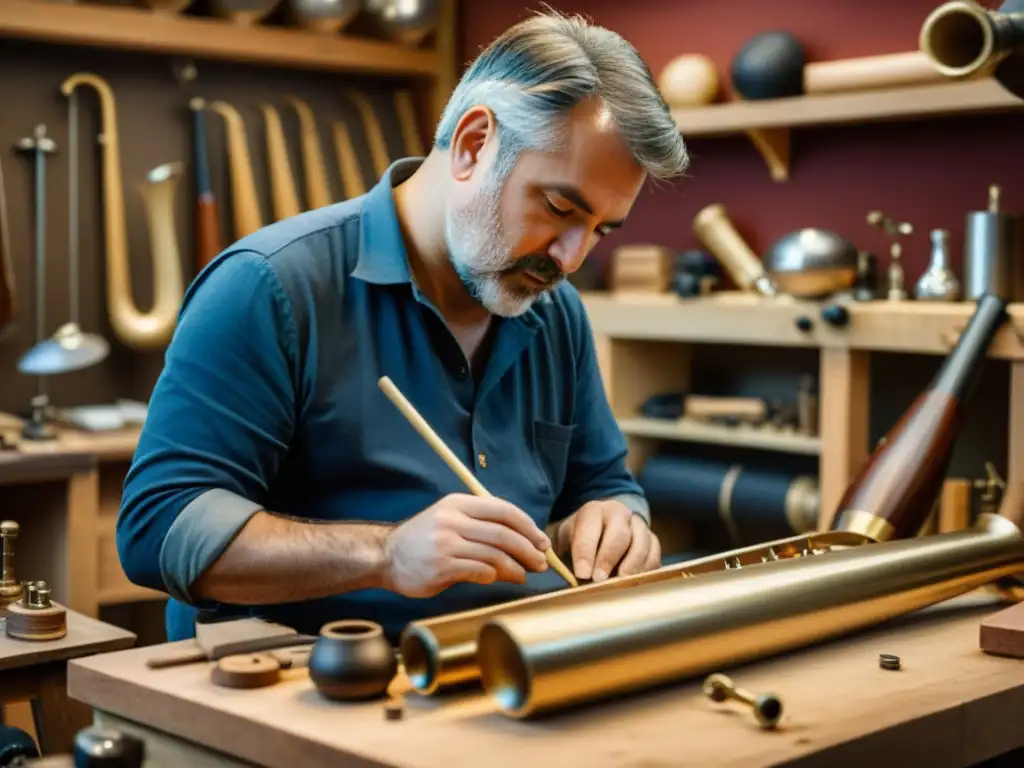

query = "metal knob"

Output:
[[703, 673, 783, 729], [74, 726, 146, 767]]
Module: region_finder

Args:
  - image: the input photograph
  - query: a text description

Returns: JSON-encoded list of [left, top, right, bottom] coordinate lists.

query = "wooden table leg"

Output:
[[2, 662, 91, 755]]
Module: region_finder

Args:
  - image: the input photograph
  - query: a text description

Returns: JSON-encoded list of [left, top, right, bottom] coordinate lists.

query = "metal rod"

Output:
[[69, 91, 79, 325]]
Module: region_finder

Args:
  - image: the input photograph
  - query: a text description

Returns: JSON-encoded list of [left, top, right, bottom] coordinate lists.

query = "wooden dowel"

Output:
[[377, 375, 578, 588]]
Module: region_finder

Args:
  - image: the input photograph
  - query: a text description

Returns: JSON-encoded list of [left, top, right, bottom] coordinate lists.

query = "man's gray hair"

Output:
[[434, 10, 689, 183]]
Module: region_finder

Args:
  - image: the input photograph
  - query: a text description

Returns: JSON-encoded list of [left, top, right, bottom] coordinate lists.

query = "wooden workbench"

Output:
[[66, 592, 1024, 768], [0, 413, 163, 619], [1, 609, 136, 753]]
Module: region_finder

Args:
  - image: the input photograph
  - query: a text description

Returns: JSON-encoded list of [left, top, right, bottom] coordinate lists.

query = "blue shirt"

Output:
[[117, 158, 648, 642]]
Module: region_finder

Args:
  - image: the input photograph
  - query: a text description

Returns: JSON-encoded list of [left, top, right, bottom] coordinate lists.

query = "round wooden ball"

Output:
[[730, 31, 806, 100], [308, 619, 397, 702], [658, 54, 720, 107]]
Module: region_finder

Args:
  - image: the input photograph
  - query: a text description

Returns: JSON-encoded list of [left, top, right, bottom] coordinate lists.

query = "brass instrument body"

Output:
[[61, 73, 185, 351], [476, 511, 1024, 719], [400, 528, 872, 694], [830, 292, 1008, 542]]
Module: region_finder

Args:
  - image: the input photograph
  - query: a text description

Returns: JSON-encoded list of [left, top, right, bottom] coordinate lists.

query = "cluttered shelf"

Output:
[[672, 78, 1021, 137], [581, 291, 1024, 359], [0, 0, 442, 77]]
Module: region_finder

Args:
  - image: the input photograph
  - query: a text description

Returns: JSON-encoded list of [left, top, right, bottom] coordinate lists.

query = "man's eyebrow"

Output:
[[545, 184, 625, 229]]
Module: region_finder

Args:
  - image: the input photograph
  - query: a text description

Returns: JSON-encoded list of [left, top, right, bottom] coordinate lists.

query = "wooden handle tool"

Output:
[[377, 376, 578, 588]]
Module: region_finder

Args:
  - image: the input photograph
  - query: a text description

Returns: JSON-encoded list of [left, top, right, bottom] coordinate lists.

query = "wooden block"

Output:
[[980, 600, 1024, 658]]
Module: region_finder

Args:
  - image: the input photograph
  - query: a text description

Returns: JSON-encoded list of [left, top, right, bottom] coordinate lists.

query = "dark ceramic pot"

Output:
[[308, 619, 397, 702]]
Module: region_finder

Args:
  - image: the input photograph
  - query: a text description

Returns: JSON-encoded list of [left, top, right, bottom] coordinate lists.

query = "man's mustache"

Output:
[[508, 254, 563, 284]]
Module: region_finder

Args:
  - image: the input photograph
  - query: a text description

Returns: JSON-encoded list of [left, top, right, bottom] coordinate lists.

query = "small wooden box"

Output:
[[609, 244, 673, 293]]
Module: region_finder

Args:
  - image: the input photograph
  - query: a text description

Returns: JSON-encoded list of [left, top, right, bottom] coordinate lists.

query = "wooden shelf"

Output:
[[671, 79, 1023, 181], [619, 417, 821, 455], [583, 291, 1024, 360], [0, 0, 441, 77]]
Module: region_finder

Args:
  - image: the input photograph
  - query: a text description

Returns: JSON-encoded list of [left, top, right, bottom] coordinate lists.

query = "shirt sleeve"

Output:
[[550, 292, 650, 525], [116, 250, 301, 604]]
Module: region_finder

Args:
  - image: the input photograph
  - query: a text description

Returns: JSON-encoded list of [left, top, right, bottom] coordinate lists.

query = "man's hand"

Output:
[[551, 500, 661, 582], [382, 493, 551, 598]]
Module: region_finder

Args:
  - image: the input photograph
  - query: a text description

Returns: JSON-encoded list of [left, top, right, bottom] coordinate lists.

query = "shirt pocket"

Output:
[[532, 420, 575, 498]]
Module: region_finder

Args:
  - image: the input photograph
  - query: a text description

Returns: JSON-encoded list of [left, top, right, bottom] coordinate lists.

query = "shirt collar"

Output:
[[350, 156, 551, 324], [352, 157, 423, 285]]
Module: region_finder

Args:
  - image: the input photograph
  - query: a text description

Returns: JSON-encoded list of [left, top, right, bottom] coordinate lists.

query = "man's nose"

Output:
[[548, 228, 592, 275]]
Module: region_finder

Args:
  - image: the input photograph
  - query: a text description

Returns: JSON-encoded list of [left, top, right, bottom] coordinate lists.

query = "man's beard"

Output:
[[444, 175, 564, 317]]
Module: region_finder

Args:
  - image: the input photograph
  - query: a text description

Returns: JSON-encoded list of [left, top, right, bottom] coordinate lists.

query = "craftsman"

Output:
[[116, 11, 690, 642]]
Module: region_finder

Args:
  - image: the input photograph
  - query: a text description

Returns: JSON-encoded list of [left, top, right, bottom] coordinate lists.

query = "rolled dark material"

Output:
[[830, 292, 1008, 542], [638, 455, 819, 544], [730, 31, 806, 100]]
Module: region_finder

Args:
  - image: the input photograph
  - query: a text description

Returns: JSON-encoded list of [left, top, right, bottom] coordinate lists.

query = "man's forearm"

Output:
[[190, 511, 392, 604]]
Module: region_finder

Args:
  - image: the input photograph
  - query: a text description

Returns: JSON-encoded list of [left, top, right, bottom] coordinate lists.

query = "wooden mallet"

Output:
[[377, 375, 578, 588]]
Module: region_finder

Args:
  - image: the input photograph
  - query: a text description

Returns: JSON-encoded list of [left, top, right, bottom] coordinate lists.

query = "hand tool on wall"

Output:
[[377, 375, 579, 588], [208, 99, 264, 239], [259, 102, 301, 221], [14, 124, 58, 442], [0, 154, 15, 337], [393, 89, 425, 157], [344, 88, 391, 179], [62, 72, 186, 352], [18, 87, 111, 378], [190, 97, 223, 271], [287, 96, 332, 209], [332, 120, 367, 199]]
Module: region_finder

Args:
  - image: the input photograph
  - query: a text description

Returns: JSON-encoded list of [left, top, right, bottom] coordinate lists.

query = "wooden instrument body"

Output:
[[833, 389, 961, 539], [830, 292, 1008, 540]]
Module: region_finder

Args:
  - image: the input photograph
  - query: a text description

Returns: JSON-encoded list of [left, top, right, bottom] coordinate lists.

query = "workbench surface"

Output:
[[67, 592, 1024, 768]]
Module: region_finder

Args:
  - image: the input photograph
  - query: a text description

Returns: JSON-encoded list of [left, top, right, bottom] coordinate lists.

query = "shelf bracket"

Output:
[[745, 128, 790, 182]]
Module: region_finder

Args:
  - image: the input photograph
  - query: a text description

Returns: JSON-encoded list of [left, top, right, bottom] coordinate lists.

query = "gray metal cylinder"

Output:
[[963, 210, 1020, 300]]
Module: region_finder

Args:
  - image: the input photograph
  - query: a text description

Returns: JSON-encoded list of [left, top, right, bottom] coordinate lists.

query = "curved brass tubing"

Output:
[[61, 72, 185, 351], [207, 100, 264, 239], [332, 121, 367, 199], [343, 88, 391, 179], [285, 97, 332, 210], [393, 89, 425, 157], [258, 103, 300, 221]]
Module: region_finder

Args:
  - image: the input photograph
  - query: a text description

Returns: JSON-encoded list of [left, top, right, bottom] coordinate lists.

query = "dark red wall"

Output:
[[458, 0, 1024, 286]]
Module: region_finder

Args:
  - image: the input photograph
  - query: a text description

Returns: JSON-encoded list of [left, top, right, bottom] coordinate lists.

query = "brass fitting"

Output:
[[703, 673, 783, 729]]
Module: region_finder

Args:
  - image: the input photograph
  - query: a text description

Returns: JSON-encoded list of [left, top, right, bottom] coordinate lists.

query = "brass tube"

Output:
[[399, 528, 872, 693], [920, 0, 1024, 79], [476, 512, 1024, 718]]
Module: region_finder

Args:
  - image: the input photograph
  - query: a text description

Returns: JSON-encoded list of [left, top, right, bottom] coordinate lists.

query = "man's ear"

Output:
[[449, 105, 497, 181]]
